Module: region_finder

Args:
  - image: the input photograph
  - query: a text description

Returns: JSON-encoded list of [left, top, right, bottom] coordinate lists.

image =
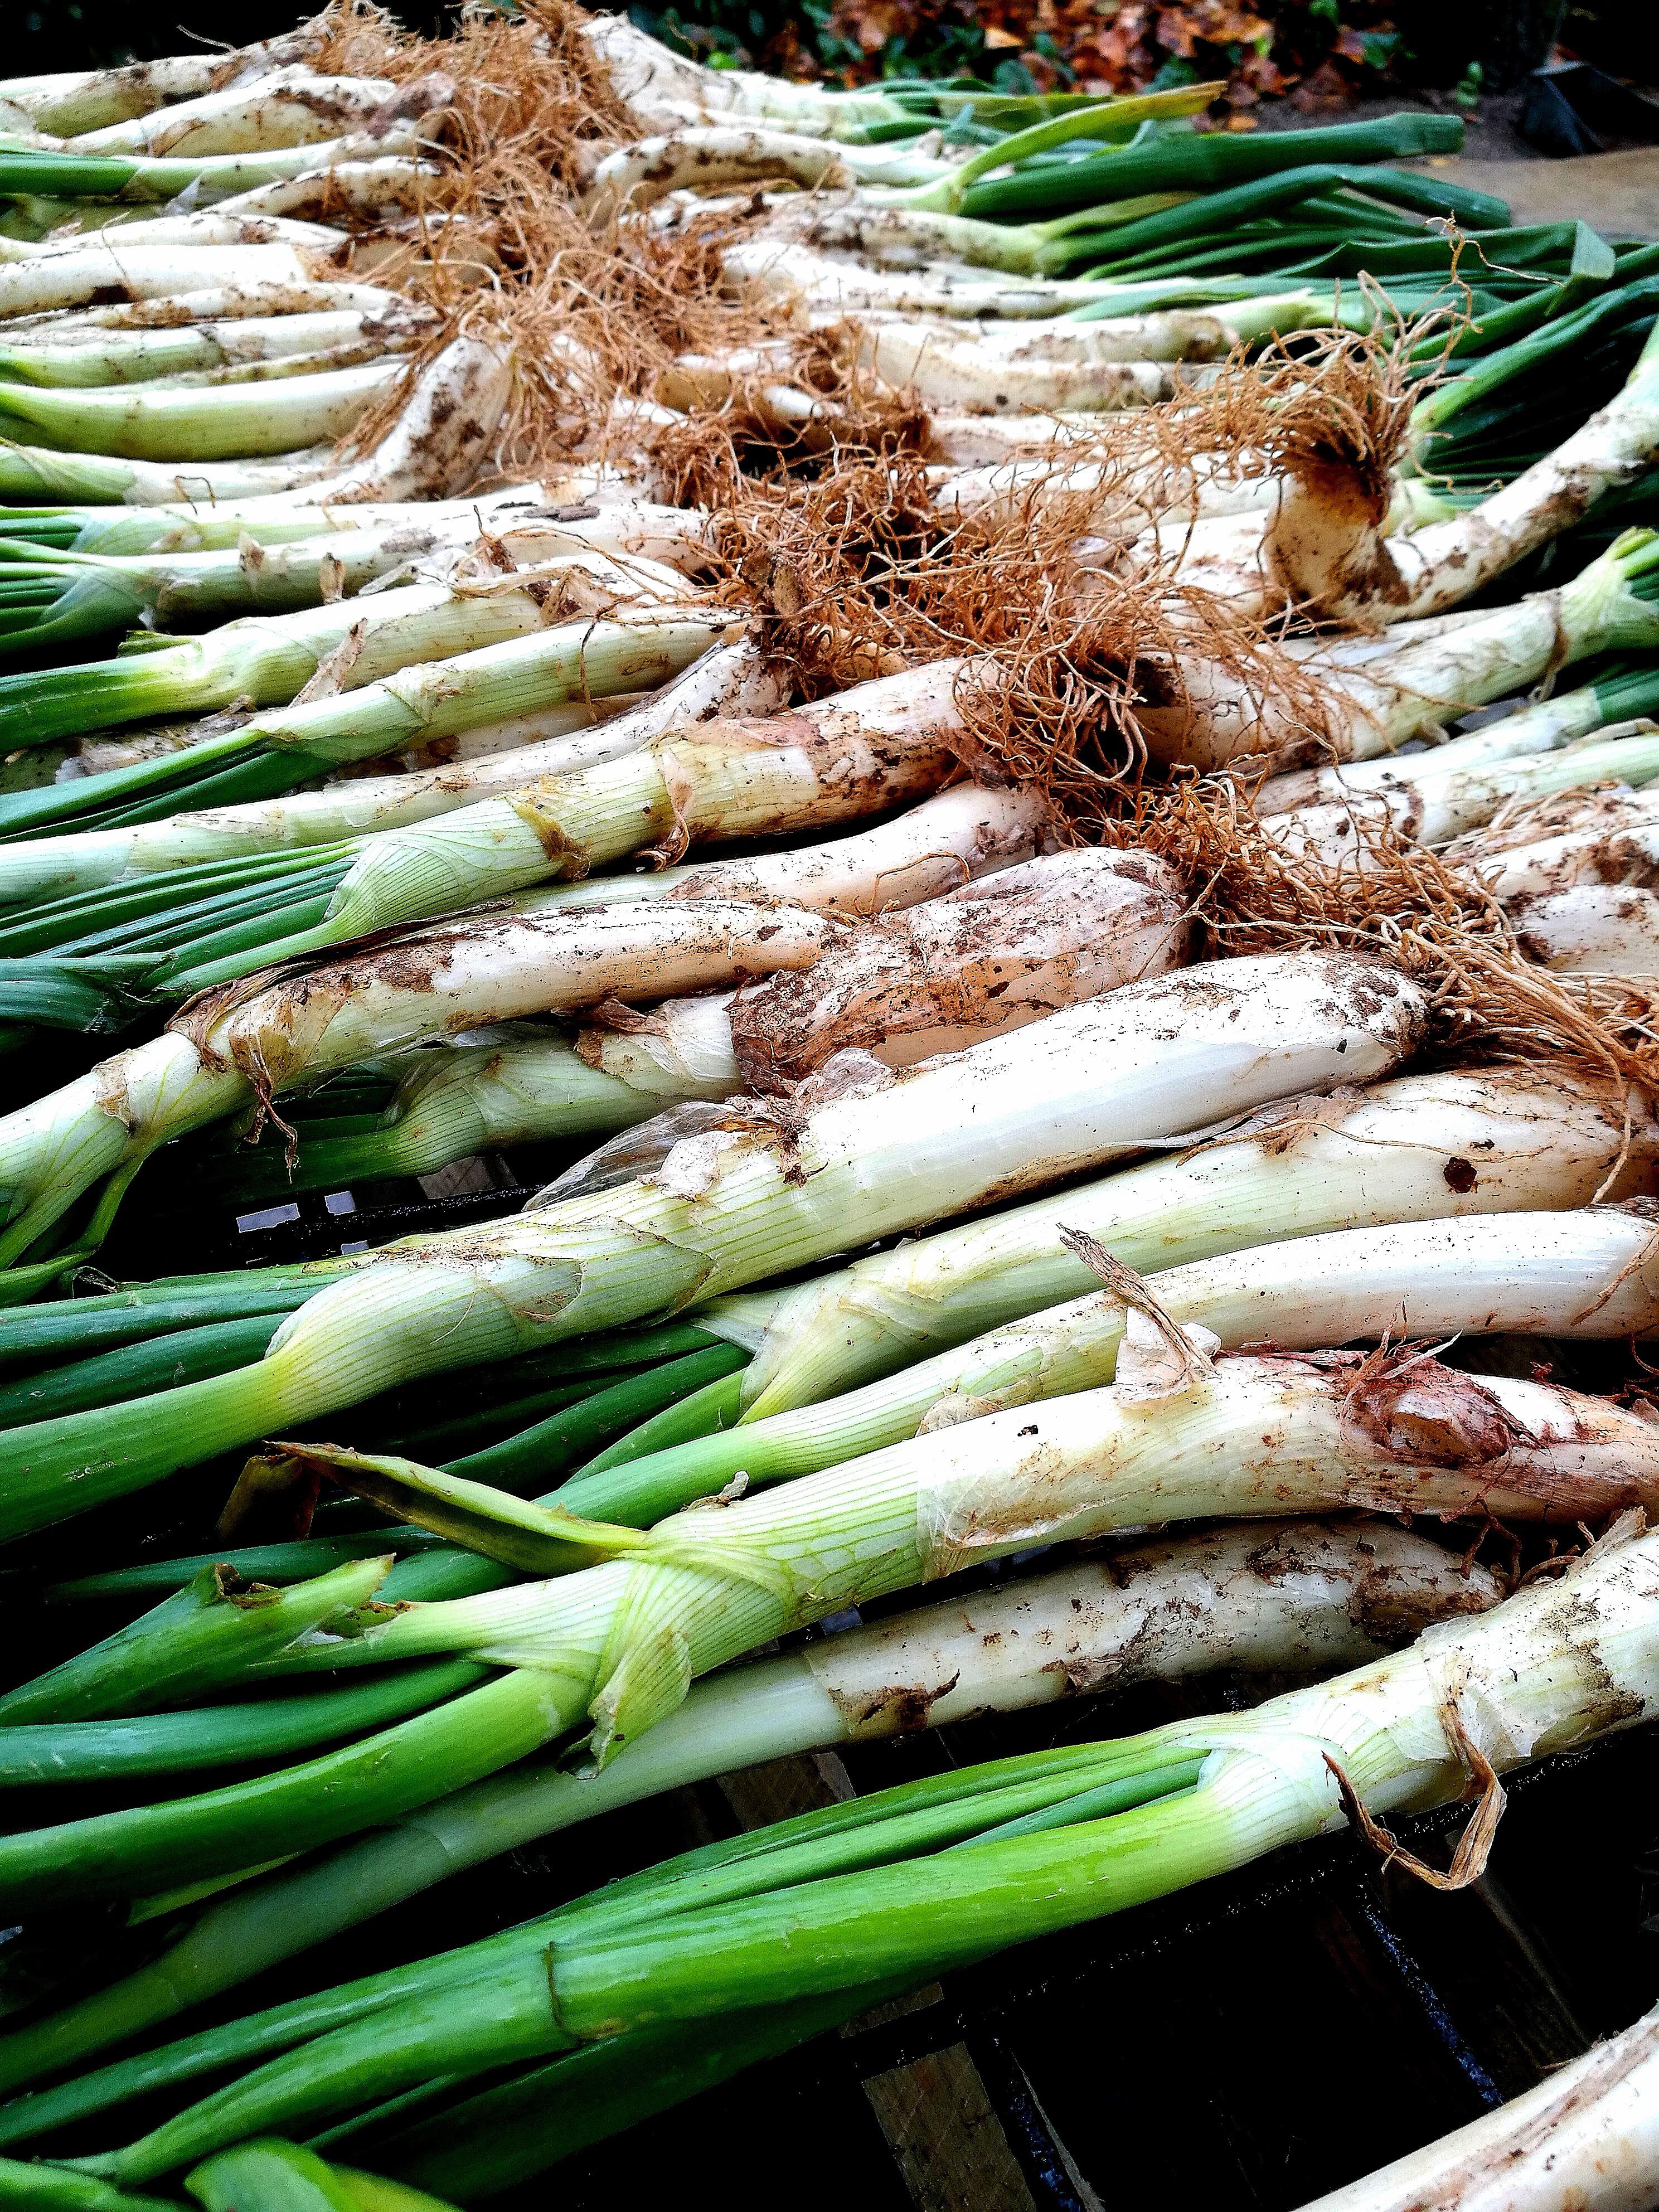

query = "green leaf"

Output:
[[0, 2156, 175, 2210], [254, 1442, 652, 1577]]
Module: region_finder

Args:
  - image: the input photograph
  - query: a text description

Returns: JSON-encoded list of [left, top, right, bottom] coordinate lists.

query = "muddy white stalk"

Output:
[[722, 237, 1175, 323], [1269, 729, 1659, 872], [177, 661, 979, 979], [1293, 1997, 1659, 2212], [197, 158, 442, 224], [858, 294, 1340, 404], [0, 622, 750, 908], [583, 12, 966, 140], [924, 409, 1150, 467], [299, 333, 510, 506], [610, 1210, 1659, 1516], [727, 1066, 1652, 1416], [517, 780, 1050, 939], [0, 953, 1427, 1539], [585, 124, 952, 220], [1508, 884, 1659, 974], [235, 841, 1167, 1193], [1253, 672, 1659, 815], [574, 845, 1185, 1097], [2, 208, 348, 254], [663, 332, 1194, 418], [1449, 788, 1659, 900], [0, 1522, 1494, 2097], [777, 199, 1136, 278], [1364, 328, 1659, 623], [0, 303, 438, 385], [701, 846, 1189, 1083], [59, 69, 416, 160], [0, 242, 348, 319], [5, 277, 412, 332], [0, 26, 329, 135], [0, 898, 847, 1293], [1142, 532, 1659, 770], [932, 453, 1277, 532], [236, 787, 1047, 1191]]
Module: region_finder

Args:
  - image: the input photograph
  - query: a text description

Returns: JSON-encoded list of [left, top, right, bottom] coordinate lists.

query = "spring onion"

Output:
[[0, 952, 1427, 1541]]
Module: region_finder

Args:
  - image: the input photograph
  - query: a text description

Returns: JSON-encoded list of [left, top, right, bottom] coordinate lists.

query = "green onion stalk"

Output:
[[122, 1193, 1637, 1623], [0, 335, 511, 509], [581, 11, 1163, 142], [0, 207, 370, 264], [0, 502, 711, 657], [143, 658, 981, 991], [0, 891, 841, 1291], [0, 439, 346, 507], [0, 1290, 725, 1437], [0, 1262, 346, 1366], [36, 1323, 762, 1614], [1072, 215, 1592, 290], [928, 304, 1659, 622], [0, 276, 410, 343], [0, 619, 745, 899], [31, 1302, 1652, 1914], [722, 1064, 1649, 1417], [21, 153, 435, 237], [172, 839, 1182, 1205], [782, 147, 1472, 293], [1328, 321, 1659, 625], [1142, 531, 1659, 769], [0, 124, 429, 212], [1159, 317, 1659, 628], [937, 113, 1466, 222], [1268, 723, 1659, 873], [0, 1520, 1496, 2105], [720, 234, 1287, 326], [1403, 269, 1659, 481], [0, 302, 438, 390], [0, 648, 953, 1020], [0, 484, 526, 559], [0, 952, 1428, 1545], [195, 784, 1047, 1201], [36, 1526, 1659, 2185], [1253, 664, 1659, 813], [523, 1205, 1659, 1554], [0, 550, 700, 754], [0, 2133, 464, 2209], [18, 1050, 1613, 1459], [581, 83, 1223, 216], [0, 801, 1079, 1283], [847, 283, 1356, 415]]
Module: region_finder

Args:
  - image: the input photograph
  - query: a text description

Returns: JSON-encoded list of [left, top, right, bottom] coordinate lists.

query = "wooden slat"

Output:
[[718, 1752, 1036, 2212]]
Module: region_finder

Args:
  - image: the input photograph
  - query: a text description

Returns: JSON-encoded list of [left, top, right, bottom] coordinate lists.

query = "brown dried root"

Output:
[[1325, 1698, 1505, 1892], [1131, 775, 1659, 1115]]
